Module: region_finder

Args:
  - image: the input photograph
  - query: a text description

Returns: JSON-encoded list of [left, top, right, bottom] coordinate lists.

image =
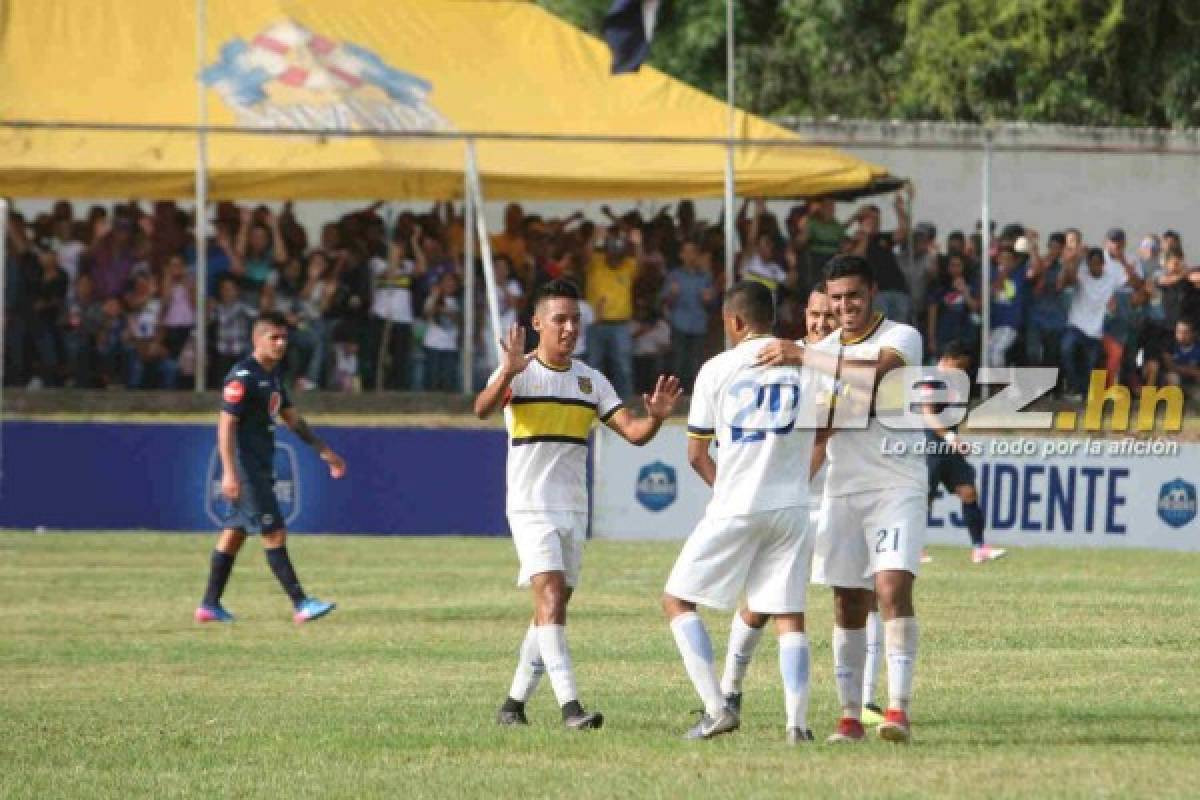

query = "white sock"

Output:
[[535, 624, 578, 707], [885, 616, 919, 714], [720, 614, 765, 696], [670, 612, 726, 717], [863, 610, 883, 707], [832, 626, 867, 720], [778, 632, 811, 730], [507, 624, 544, 703]]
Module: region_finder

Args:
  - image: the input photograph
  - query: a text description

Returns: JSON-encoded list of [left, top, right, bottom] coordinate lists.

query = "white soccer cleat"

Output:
[[972, 545, 1007, 564]]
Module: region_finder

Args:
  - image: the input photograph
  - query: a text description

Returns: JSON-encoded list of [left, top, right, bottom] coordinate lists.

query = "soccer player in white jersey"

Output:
[[662, 281, 824, 743], [758, 254, 927, 743], [475, 279, 682, 731], [718, 282, 837, 716]]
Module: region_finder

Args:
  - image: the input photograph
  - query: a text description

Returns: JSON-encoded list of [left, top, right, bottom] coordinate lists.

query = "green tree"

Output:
[[537, 0, 1200, 127]]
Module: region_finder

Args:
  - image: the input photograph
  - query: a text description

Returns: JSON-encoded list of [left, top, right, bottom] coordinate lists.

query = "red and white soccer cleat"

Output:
[[877, 708, 912, 743], [825, 717, 866, 744]]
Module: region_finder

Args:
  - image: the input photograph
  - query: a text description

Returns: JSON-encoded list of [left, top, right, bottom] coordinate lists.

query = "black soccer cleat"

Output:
[[496, 707, 529, 726], [724, 692, 743, 714], [786, 727, 815, 745], [563, 710, 604, 730]]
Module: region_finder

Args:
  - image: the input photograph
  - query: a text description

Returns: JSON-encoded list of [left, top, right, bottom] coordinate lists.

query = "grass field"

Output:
[[2, 533, 1198, 799]]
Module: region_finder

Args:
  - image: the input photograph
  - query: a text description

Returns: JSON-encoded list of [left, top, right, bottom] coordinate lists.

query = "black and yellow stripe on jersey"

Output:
[[509, 396, 623, 446]]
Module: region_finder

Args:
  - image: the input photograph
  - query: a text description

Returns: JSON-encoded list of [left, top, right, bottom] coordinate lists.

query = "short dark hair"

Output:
[[824, 254, 874, 286], [254, 310, 289, 332], [941, 339, 974, 364], [1049, 231, 1066, 247], [808, 280, 828, 297], [723, 280, 775, 330], [533, 278, 581, 310], [1087, 246, 1105, 263]]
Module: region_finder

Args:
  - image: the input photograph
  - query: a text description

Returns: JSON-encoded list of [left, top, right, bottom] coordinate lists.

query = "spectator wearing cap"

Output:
[[1024, 231, 1070, 372], [849, 191, 912, 323], [1059, 241, 1145, 401], [585, 225, 639, 398]]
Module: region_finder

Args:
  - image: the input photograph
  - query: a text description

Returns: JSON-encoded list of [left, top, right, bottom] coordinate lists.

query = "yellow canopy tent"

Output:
[[0, 0, 893, 200]]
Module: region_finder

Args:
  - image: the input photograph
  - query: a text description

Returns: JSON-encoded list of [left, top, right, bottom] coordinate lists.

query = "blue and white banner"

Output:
[[0, 421, 508, 535], [593, 426, 1200, 551]]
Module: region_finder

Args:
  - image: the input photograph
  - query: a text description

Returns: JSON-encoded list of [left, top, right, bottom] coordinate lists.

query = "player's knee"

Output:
[[740, 608, 770, 629], [661, 593, 691, 619]]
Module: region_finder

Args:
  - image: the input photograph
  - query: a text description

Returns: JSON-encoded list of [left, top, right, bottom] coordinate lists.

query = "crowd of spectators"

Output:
[[4, 194, 1200, 399]]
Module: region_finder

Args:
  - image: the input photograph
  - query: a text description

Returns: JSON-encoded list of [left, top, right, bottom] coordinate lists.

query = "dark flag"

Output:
[[602, 0, 662, 74]]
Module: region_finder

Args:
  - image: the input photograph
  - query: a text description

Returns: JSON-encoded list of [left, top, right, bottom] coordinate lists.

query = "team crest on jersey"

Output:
[[223, 380, 245, 405], [577, 376, 593, 395], [1157, 479, 1197, 529], [636, 461, 677, 512]]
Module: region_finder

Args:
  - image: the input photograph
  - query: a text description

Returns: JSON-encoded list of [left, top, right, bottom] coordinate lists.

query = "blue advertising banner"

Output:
[[0, 421, 508, 535]]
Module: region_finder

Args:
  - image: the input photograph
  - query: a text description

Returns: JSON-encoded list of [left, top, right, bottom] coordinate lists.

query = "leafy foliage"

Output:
[[539, 0, 1200, 127]]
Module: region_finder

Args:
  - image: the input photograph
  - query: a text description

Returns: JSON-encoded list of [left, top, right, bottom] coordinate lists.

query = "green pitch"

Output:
[[2, 533, 1197, 799]]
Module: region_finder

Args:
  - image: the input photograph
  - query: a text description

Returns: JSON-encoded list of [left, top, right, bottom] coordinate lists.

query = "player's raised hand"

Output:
[[499, 323, 536, 378], [643, 374, 683, 420], [321, 448, 347, 480], [755, 338, 804, 367]]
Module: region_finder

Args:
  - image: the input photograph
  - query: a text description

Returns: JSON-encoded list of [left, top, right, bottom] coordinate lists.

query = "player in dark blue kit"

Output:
[[195, 311, 347, 624], [921, 341, 1005, 564]]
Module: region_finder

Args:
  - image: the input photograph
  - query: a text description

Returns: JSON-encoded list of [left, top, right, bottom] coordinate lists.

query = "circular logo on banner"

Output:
[[636, 461, 678, 512], [1158, 479, 1197, 529], [223, 380, 245, 405]]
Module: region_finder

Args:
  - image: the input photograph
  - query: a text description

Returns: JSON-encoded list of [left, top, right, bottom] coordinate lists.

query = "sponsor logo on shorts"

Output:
[[636, 461, 677, 512], [223, 380, 245, 405], [1157, 479, 1197, 529]]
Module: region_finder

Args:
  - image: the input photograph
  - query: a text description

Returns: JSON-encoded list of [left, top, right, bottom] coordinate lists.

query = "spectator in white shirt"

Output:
[[1058, 233, 1144, 400]]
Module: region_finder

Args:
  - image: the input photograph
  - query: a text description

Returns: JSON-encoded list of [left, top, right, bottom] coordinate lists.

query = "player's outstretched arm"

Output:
[[474, 324, 535, 419], [280, 407, 346, 479], [606, 374, 682, 446], [218, 411, 241, 502]]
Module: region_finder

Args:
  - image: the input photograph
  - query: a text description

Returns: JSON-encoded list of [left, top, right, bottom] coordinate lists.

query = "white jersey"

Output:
[[812, 314, 926, 497], [501, 357, 622, 513], [808, 461, 829, 510], [687, 337, 822, 516]]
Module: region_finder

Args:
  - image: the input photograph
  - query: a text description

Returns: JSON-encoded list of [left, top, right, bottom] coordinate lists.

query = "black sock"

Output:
[[265, 546, 307, 607], [202, 550, 236, 607], [963, 501, 985, 547], [501, 697, 524, 713], [561, 700, 584, 720]]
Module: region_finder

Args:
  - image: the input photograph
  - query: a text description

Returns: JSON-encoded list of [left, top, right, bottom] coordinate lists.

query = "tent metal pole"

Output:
[[465, 141, 503, 365], [461, 146, 476, 395], [194, 0, 209, 393], [980, 128, 993, 399], [0, 197, 7, 492]]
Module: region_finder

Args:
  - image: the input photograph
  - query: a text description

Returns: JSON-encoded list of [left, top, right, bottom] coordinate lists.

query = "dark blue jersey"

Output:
[[221, 356, 292, 479]]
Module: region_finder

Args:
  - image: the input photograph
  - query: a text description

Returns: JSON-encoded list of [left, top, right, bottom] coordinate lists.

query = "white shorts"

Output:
[[665, 506, 813, 614], [811, 489, 926, 590], [508, 510, 588, 588]]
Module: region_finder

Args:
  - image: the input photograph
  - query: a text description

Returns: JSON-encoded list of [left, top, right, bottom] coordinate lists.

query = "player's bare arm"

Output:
[[474, 324, 536, 419], [218, 410, 240, 502], [686, 435, 716, 487], [280, 407, 346, 479], [606, 374, 683, 446]]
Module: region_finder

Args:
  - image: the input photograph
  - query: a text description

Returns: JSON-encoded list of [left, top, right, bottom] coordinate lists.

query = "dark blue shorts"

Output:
[[219, 473, 285, 535], [927, 451, 976, 499]]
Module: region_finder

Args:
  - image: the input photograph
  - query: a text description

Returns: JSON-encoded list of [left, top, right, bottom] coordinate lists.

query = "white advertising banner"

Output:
[[593, 428, 1200, 551], [593, 425, 709, 541]]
